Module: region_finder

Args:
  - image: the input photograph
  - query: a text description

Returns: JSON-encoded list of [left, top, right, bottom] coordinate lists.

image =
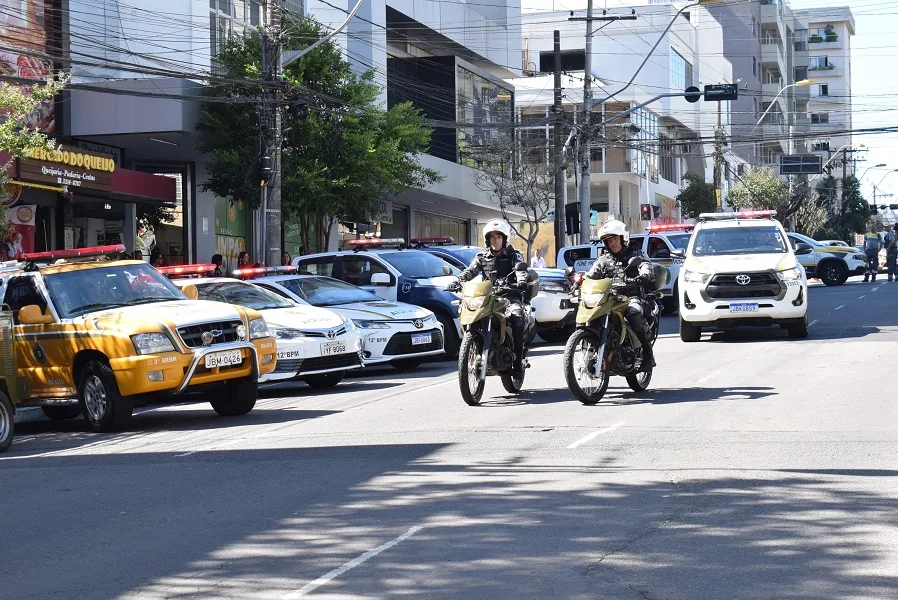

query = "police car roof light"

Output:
[[232, 265, 297, 279], [21, 244, 127, 262], [157, 264, 217, 277], [410, 236, 454, 246], [648, 223, 694, 233], [698, 210, 777, 221], [347, 238, 405, 250]]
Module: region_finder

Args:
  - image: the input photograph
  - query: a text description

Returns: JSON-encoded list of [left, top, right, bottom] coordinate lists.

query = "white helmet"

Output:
[[597, 219, 629, 245], [483, 218, 512, 247]]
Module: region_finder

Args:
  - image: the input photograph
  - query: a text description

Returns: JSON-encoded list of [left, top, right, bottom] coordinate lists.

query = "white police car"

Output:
[[248, 273, 444, 369], [162, 265, 363, 388], [293, 239, 464, 357]]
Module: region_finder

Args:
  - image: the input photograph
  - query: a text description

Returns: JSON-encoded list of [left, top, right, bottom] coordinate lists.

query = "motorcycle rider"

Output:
[[447, 218, 529, 376], [583, 219, 656, 372]]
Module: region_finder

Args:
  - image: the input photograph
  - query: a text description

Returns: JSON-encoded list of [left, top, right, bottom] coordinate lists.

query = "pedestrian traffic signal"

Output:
[[640, 204, 654, 221]]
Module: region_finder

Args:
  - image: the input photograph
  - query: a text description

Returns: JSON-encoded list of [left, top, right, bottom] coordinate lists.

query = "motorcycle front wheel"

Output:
[[458, 332, 486, 406], [563, 328, 609, 405]]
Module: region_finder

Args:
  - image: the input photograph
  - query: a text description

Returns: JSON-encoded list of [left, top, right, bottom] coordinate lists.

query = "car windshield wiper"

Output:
[[128, 297, 179, 305], [68, 302, 128, 316]]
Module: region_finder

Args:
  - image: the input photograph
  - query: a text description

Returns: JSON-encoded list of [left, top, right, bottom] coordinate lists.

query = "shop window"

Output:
[[341, 256, 391, 287], [296, 256, 335, 277], [2, 276, 48, 324]]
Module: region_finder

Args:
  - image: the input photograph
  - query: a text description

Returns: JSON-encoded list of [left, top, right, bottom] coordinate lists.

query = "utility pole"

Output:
[[714, 101, 723, 208], [261, 0, 283, 267], [552, 30, 566, 255]]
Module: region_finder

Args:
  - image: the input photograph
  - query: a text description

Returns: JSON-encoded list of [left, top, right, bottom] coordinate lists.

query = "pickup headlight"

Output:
[[131, 333, 175, 355], [539, 280, 566, 293], [270, 327, 304, 340], [423, 313, 436, 324], [352, 319, 390, 329], [778, 266, 803, 281], [852, 253, 866, 261], [683, 269, 710, 284], [463, 296, 487, 311], [249, 317, 270, 339], [342, 318, 356, 333], [581, 292, 605, 309]]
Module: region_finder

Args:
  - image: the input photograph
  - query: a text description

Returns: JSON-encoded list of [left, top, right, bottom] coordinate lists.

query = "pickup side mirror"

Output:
[[625, 256, 644, 275], [18, 304, 54, 324], [370, 272, 391, 286], [441, 265, 452, 276], [670, 249, 686, 259], [794, 243, 813, 256], [181, 284, 199, 300]]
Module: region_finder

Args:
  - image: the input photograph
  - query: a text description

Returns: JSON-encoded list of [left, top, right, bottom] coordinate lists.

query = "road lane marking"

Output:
[[835, 305, 845, 311], [285, 526, 423, 598], [697, 370, 722, 384], [567, 422, 625, 449], [809, 320, 818, 328], [858, 295, 866, 299], [872, 286, 880, 292]]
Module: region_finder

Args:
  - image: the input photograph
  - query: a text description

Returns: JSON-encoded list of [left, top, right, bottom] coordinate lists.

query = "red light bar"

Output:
[[21, 244, 127, 262], [232, 265, 298, 279], [410, 236, 454, 246], [347, 237, 405, 248], [648, 223, 694, 233], [739, 210, 777, 218], [157, 264, 217, 277]]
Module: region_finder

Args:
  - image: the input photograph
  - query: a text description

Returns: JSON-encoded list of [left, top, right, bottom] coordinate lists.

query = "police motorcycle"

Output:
[[563, 257, 668, 405], [450, 262, 539, 406]]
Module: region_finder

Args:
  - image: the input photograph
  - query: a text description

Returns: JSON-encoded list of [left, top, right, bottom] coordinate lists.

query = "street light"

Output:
[[809, 143, 866, 183], [874, 169, 898, 189], [859, 163, 888, 181], [753, 79, 815, 129]]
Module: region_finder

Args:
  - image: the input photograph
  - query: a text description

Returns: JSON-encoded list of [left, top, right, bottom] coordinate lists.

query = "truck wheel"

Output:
[[210, 376, 257, 416], [41, 405, 82, 421], [304, 371, 345, 389], [787, 315, 809, 339], [79, 361, 133, 433], [679, 317, 701, 343], [0, 391, 14, 453], [819, 261, 847, 286]]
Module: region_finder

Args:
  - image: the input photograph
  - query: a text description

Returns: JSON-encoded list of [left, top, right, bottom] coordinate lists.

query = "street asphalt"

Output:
[[2, 275, 897, 600]]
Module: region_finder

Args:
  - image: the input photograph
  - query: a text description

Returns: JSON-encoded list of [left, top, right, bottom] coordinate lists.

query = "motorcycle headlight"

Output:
[[539, 280, 566, 293], [463, 296, 487, 311], [352, 319, 390, 329], [249, 317, 270, 340], [581, 292, 605, 309], [778, 266, 803, 281], [683, 269, 710, 284], [270, 327, 304, 340], [131, 333, 175, 355]]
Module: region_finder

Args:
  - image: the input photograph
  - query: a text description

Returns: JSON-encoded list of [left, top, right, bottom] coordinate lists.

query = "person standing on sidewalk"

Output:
[[863, 224, 883, 283], [885, 225, 898, 282]]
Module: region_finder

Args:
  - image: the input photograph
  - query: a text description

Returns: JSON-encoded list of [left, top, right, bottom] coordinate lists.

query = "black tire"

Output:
[[41, 405, 81, 421], [78, 361, 133, 433], [626, 362, 653, 392], [0, 391, 14, 453], [303, 371, 345, 389], [663, 282, 679, 314], [525, 326, 537, 346], [819, 261, 848, 286], [500, 371, 525, 394], [538, 326, 574, 344], [563, 328, 609, 405], [211, 376, 258, 416], [390, 358, 423, 371], [458, 332, 485, 406], [436, 312, 460, 359], [787, 315, 809, 338], [679, 316, 701, 343]]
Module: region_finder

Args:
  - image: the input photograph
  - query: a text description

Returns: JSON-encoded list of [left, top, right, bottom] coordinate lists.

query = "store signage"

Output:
[[18, 145, 115, 192], [375, 200, 393, 224], [74, 141, 123, 166]]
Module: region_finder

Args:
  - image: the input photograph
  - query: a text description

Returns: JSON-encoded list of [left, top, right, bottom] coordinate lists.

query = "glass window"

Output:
[[811, 113, 829, 124], [195, 282, 294, 310], [670, 50, 687, 90], [562, 247, 592, 267], [795, 66, 808, 81], [296, 257, 335, 277], [628, 236, 645, 252], [667, 234, 691, 250], [810, 56, 830, 69], [341, 256, 391, 287], [647, 237, 671, 259], [818, 84, 829, 96], [2, 276, 48, 323], [379, 251, 460, 279], [278, 276, 382, 307], [693, 226, 787, 256], [456, 65, 514, 170]]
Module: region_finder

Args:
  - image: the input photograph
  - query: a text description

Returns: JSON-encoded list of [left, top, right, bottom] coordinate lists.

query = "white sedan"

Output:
[[169, 276, 363, 388], [250, 274, 445, 369]]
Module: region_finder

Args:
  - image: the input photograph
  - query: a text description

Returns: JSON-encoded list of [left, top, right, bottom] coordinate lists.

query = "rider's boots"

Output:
[[635, 322, 655, 373]]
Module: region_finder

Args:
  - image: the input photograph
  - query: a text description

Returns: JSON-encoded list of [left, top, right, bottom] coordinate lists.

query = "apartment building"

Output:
[[519, 3, 734, 235]]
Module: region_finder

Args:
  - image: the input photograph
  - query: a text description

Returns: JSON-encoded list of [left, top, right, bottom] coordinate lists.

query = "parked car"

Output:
[[247, 272, 445, 370], [785, 232, 867, 285], [164, 266, 363, 388]]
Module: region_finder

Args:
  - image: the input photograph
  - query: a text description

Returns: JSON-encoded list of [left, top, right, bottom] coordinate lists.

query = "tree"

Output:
[[726, 166, 789, 212], [675, 172, 716, 219], [814, 175, 869, 241], [1, 75, 68, 238], [472, 133, 554, 260], [198, 16, 441, 253]]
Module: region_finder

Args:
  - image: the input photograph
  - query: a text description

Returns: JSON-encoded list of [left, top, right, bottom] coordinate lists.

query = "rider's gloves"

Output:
[[446, 279, 462, 292], [513, 270, 529, 289]]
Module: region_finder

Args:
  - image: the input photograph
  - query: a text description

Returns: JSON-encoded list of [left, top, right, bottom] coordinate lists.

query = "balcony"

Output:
[[808, 65, 841, 78], [761, 43, 785, 72]]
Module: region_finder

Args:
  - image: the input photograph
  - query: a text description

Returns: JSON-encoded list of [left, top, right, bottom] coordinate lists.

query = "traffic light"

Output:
[[870, 204, 878, 215], [565, 203, 580, 236], [640, 204, 654, 221], [285, 100, 309, 121]]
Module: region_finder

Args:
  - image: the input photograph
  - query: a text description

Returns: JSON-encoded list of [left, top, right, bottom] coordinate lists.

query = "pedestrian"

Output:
[[862, 224, 882, 283], [530, 249, 547, 268], [132, 250, 144, 261], [237, 251, 251, 268], [281, 251, 292, 266], [150, 251, 165, 268], [211, 253, 224, 276], [885, 225, 898, 282]]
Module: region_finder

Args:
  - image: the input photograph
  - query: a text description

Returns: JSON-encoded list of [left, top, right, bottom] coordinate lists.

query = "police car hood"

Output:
[[685, 253, 799, 274], [255, 305, 345, 330], [414, 275, 459, 289], [89, 300, 244, 330], [318, 300, 431, 322]]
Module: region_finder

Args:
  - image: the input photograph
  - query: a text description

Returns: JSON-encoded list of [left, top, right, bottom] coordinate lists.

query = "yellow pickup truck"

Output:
[[0, 245, 276, 433]]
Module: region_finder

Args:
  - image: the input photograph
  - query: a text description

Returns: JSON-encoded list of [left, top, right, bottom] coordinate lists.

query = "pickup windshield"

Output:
[[692, 226, 787, 256]]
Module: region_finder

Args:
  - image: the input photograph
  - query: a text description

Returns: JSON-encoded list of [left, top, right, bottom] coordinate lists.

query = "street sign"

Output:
[[684, 86, 702, 103], [703, 84, 738, 101], [779, 154, 823, 175]]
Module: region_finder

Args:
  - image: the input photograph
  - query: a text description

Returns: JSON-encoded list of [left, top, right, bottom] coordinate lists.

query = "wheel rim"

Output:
[[633, 370, 651, 387], [0, 406, 10, 442], [573, 335, 605, 395], [84, 375, 108, 421], [466, 339, 483, 396], [823, 265, 840, 282]]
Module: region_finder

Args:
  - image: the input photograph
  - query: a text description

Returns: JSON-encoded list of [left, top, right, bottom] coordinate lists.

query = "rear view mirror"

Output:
[[441, 265, 452, 276], [181, 284, 199, 300], [515, 261, 529, 272], [370, 273, 391, 286], [670, 249, 685, 259], [18, 305, 53, 324], [794, 243, 813, 256]]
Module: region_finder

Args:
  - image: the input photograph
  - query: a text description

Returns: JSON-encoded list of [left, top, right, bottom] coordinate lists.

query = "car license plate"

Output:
[[204, 349, 242, 368], [411, 332, 432, 345], [321, 341, 346, 356], [729, 302, 759, 313]]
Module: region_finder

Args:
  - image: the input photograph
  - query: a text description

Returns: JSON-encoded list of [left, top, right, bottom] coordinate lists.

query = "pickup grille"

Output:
[[300, 326, 347, 339], [383, 329, 444, 355], [707, 272, 781, 300], [178, 320, 244, 348], [274, 352, 362, 374]]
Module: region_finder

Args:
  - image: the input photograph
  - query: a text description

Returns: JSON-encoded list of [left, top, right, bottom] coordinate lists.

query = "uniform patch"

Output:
[[32, 342, 47, 365]]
